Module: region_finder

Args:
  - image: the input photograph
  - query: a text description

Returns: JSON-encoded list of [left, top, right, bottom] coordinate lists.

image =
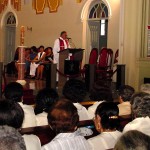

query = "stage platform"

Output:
[[3, 74, 118, 105]]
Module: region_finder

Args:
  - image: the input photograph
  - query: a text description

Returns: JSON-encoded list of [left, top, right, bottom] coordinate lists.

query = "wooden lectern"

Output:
[[58, 48, 84, 86]]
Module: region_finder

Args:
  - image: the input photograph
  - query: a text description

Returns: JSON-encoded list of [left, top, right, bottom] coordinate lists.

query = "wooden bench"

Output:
[[20, 114, 132, 146], [20, 120, 98, 146]]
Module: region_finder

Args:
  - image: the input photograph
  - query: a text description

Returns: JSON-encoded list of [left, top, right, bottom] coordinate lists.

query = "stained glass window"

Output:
[[89, 1, 108, 19]]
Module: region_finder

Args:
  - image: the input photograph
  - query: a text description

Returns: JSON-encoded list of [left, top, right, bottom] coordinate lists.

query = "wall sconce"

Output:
[[27, 26, 32, 32]]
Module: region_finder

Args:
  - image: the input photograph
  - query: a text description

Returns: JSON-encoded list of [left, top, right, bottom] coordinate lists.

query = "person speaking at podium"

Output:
[[53, 31, 71, 82]]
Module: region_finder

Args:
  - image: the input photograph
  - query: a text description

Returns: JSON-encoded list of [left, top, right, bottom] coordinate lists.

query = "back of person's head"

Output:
[[34, 88, 59, 115], [114, 130, 150, 150], [140, 84, 150, 94], [95, 102, 120, 130], [48, 99, 79, 133], [0, 126, 26, 150], [4, 82, 23, 102], [0, 99, 24, 129], [62, 79, 87, 103], [130, 92, 150, 118], [118, 85, 135, 102], [89, 81, 113, 101]]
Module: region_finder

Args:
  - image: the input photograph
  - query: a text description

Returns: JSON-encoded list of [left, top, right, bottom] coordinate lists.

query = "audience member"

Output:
[[123, 92, 150, 136], [88, 81, 113, 118], [29, 45, 46, 79], [114, 130, 150, 150], [0, 125, 26, 150], [24, 48, 31, 75], [3, 82, 36, 128], [34, 88, 59, 126], [62, 79, 90, 120], [44, 47, 53, 63], [88, 102, 121, 150], [140, 83, 150, 94], [0, 100, 41, 150], [117, 85, 135, 116], [42, 99, 91, 150]]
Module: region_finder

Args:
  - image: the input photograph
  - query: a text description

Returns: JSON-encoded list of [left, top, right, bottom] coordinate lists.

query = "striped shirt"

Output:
[[88, 130, 121, 150], [42, 132, 91, 150]]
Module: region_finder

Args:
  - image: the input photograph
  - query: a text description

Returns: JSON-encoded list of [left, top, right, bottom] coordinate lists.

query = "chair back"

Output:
[[98, 47, 113, 70], [89, 48, 98, 65], [114, 49, 119, 64]]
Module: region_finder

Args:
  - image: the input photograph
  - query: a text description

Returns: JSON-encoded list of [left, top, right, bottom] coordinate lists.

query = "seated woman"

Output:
[[42, 99, 91, 150], [34, 88, 59, 126], [4, 82, 37, 128], [62, 79, 90, 121], [0, 99, 41, 150], [29, 45, 46, 79], [88, 102, 121, 150], [88, 81, 113, 118], [45, 47, 53, 63]]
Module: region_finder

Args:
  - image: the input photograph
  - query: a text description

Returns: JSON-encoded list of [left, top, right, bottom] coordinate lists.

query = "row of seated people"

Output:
[[1, 79, 150, 149], [7, 45, 53, 80]]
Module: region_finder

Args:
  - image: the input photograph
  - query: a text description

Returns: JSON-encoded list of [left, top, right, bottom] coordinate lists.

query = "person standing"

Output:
[[53, 31, 70, 82]]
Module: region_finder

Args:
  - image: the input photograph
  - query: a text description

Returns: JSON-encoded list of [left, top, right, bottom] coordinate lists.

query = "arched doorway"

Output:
[[81, 0, 111, 63], [4, 12, 16, 64], [88, 2, 108, 52]]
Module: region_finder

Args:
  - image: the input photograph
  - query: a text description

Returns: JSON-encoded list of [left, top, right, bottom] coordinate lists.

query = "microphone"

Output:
[[67, 37, 71, 40]]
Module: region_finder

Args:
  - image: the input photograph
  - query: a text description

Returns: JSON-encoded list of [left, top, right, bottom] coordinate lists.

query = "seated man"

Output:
[[42, 99, 91, 150], [123, 92, 150, 136], [3, 82, 37, 128], [117, 85, 135, 116], [62, 79, 90, 121]]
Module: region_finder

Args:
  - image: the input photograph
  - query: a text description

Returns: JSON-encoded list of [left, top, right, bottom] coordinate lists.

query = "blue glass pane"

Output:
[[104, 6, 108, 17]]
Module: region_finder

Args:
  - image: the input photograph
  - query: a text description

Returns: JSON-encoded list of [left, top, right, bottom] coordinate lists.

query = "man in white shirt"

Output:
[[4, 82, 37, 128], [117, 85, 135, 116], [123, 92, 150, 136], [42, 99, 91, 150], [53, 31, 70, 82], [62, 79, 90, 120]]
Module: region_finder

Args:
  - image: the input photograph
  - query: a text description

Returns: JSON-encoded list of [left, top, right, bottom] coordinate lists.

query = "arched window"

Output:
[[6, 13, 16, 26], [89, 2, 108, 19]]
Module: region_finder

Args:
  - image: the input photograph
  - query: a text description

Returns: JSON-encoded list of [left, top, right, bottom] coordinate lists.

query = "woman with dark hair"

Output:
[[3, 82, 36, 128], [88, 102, 121, 150], [34, 88, 59, 126], [42, 99, 91, 150], [88, 81, 113, 118], [44, 47, 53, 63], [0, 99, 41, 150]]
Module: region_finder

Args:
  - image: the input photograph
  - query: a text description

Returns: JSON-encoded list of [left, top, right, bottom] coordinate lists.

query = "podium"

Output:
[[58, 48, 84, 86]]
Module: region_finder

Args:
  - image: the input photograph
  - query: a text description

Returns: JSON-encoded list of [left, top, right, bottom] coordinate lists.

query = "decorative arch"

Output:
[[81, 0, 111, 64], [81, 0, 111, 21], [0, 2, 18, 63]]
